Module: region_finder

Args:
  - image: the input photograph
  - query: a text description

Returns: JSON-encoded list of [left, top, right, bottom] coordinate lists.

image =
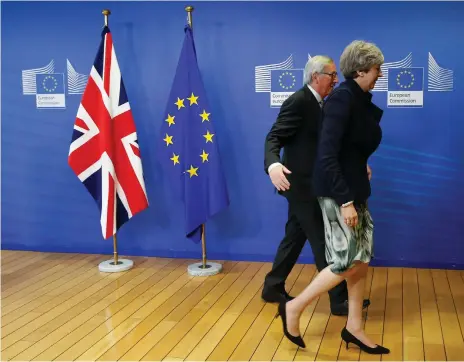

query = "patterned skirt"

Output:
[[317, 197, 374, 274]]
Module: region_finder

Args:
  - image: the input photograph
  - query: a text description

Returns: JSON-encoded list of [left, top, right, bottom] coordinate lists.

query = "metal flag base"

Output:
[[187, 262, 222, 276], [98, 258, 133, 273]]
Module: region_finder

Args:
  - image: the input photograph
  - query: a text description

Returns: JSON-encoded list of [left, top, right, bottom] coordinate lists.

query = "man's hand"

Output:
[[269, 164, 292, 191], [341, 204, 358, 227], [367, 164, 372, 180]]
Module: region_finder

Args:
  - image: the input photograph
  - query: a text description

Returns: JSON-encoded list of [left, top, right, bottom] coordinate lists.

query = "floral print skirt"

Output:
[[317, 197, 374, 274]]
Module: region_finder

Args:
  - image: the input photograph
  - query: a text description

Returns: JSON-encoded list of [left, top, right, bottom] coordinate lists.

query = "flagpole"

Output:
[[184, 5, 222, 277], [96, 8, 134, 273], [201, 224, 206, 268], [103, 8, 110, 26], [185, 5, 193, 28], [113, 233, 119, 266]]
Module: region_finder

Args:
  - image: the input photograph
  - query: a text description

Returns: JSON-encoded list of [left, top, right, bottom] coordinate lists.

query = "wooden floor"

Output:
[[1, 251, 463, 361]]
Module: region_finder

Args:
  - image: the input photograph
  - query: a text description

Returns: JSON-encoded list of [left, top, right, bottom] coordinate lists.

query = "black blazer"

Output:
[[312, 79, 384, 206], [264, 86, 321, 200]]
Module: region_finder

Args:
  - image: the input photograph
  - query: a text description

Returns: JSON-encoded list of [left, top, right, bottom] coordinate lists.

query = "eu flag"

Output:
[[36, 74, 65, 94], [158, 25, 229, 242], [270, 69, 303, 92], [388, 68, 424, 91]]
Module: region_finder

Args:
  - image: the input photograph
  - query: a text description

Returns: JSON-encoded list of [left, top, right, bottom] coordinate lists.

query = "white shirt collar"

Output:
[[307, 84, 322, 104]]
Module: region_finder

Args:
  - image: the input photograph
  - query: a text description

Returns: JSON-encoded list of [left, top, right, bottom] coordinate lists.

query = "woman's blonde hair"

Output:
[[340, 40, 384, 78]]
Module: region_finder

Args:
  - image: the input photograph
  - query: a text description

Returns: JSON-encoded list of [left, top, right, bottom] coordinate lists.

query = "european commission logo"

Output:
[[22, 59, 88, 109], [35, 74, 66, 109], [270, 69, 304, 107], [387, 68, 424, 107], [373, 52, 453, 108], [255, 54, 310, 108], [255, 52, 454, 109]]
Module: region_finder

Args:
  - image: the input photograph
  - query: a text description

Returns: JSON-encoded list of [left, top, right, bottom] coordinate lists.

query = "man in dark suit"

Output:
[[262, 55, 370, 316]]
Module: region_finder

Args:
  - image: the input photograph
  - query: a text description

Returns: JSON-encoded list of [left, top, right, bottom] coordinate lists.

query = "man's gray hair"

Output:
[[303, 55, 334, 84], [340, 40, 384, 78]]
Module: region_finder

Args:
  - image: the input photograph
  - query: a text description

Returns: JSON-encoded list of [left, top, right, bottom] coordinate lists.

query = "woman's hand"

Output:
[[341, 204, 358, 227]]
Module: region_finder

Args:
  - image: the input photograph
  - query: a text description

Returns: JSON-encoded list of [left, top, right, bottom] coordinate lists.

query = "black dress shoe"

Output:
[[275, 301, 306, 348], [341, 327, 390, 354], [331, 299, 370, 316], [262, 287, 294, 303]]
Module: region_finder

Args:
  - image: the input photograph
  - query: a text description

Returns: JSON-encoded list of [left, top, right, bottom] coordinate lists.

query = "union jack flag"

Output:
[[68, 26, 149, 239]]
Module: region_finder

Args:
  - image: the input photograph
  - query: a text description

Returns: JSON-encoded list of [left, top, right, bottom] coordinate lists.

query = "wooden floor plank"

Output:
[[71, 260, 224, 361], [1, 250, 463, 362], [1, 254, 104, 314], [447, 270, 464, 338], [206, 264, 300, 361], [418, 269, 447, 361], [1, 253, 92, 298], [181, 263, 270, 362], [53, 259, 190, 361], [1, 253, 80, 291], [106, 261, 247, 361], [1, 252, 47, 274], [1, 252, 50, 276], [431, 269, 464, 361], [2, 266, 117, 354], [32, 258, 180, 361], [314, 313, 344, 361], [2, 255, 103, 328], [381, 267, 403, 361], [139, 262, 261, 362], [4, 257, 154, 360], [227, 264, 306, 362], [402, 268, 425, 361]]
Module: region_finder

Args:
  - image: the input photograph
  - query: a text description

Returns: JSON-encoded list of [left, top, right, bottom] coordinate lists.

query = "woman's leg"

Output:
[[345, 262, 377, 347], [284, 263, 359, 336]]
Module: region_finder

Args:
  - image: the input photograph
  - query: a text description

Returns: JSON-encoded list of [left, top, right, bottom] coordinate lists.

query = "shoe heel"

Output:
[[340, 327, 389, 355]]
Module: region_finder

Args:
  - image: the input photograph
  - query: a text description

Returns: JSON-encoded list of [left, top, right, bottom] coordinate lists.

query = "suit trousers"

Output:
[[264, 194, 348, 307]]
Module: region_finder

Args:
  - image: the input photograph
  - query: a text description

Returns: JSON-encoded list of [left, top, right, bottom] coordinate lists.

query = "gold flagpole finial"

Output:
[[102, 9, 111, 27], [185, 5, 194, 29]]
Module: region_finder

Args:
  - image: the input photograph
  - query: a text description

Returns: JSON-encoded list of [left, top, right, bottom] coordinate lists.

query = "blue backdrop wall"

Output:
[[2, 1, 464, 269]]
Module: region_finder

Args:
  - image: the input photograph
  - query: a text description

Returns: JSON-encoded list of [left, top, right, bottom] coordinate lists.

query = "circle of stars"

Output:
[[396, 70, 415, 89], [162, 92, 215, 178], [42, 75, 58, 93], [279, 71, 296, 90]]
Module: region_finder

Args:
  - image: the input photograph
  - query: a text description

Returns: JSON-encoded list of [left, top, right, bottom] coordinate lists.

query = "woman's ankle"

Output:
[[345, 322, 362, 334]]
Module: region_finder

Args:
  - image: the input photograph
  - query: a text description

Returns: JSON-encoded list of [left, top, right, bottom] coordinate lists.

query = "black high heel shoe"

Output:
[[341, 327, 390, 354], [275, 301, 306, 348]]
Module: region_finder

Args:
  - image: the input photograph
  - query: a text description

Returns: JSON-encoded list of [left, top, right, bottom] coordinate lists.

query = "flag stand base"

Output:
[[98, 259, 133, 273], [187, 262, 222, 276]]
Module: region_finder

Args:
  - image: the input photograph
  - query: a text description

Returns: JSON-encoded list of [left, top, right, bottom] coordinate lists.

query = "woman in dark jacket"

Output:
[[275, 40, 390, 355]]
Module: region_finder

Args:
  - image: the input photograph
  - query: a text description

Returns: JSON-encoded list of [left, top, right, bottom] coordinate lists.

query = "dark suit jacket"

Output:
[[264, 86, 321, 201], [312, 79, 384, 206]]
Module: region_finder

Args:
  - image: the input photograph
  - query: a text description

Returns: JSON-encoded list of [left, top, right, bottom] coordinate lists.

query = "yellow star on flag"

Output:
[[163, 134, 173, 146], [203, 130, 214, 143], [175, 97, 185, 110], [170, 153, 180, 165], [165, 114, 175, 127], [199, 109, 210, 122], [187, 92, 199, 105], [200, 150, 209, 163], [186, 165, 199, 178]]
